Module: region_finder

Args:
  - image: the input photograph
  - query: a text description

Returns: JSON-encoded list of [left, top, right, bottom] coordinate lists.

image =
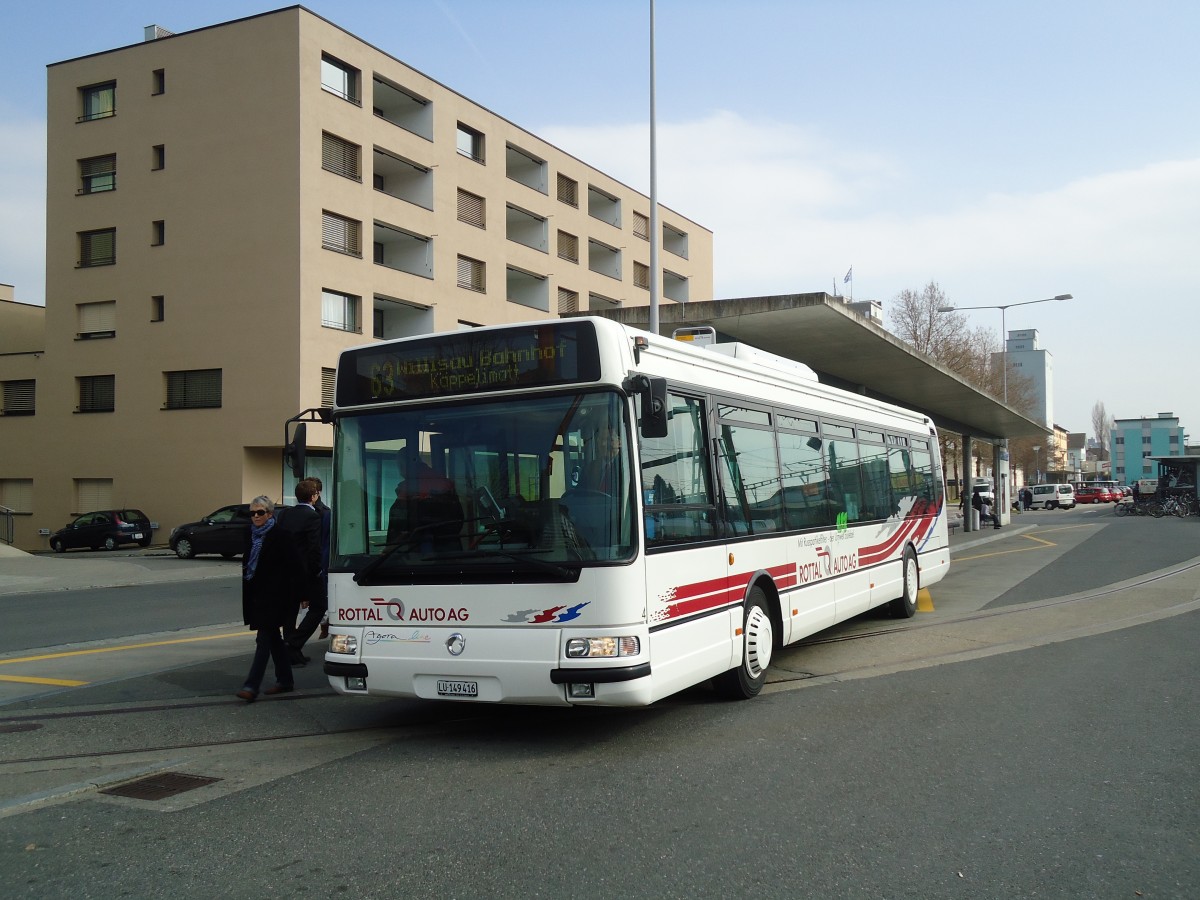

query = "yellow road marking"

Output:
[[0, 631, 249, 667], [917, 588, 934, 612], [0, 674, 88, 686], [955, 532, 1057, 561]]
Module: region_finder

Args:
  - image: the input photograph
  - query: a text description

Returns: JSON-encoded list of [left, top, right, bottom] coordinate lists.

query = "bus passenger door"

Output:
[[638, 393, 736, 696]]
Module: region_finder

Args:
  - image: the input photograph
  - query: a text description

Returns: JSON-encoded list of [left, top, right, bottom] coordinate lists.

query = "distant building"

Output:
[[1111, 413, 1186, 483], [0, 6, 713, 552], [994, 328, 1053, 428]]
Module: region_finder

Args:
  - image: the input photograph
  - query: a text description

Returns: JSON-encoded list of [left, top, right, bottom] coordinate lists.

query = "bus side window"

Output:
[[638, 394, 716, 546], [778, 430, 831, 530], [716, 418, 783, 536]]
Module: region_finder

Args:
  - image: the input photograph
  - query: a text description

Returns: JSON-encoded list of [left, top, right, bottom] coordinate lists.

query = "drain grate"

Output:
[[100, 772, 222, 801]]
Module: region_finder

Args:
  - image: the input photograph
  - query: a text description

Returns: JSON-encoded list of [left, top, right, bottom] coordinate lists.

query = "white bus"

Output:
[[314, 317, 949, 706]]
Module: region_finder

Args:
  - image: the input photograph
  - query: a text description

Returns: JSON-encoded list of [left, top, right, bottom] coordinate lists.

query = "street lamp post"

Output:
[[936, 294, 1072, 520]]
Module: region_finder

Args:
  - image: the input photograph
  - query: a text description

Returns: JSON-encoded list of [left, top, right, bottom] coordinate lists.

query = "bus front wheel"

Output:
[[715, 586, 773, 700], [888, 547, 919, 618]]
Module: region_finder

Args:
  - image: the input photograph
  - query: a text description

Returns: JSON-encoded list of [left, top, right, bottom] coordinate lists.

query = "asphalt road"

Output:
[[0, 507, 1197, 898]]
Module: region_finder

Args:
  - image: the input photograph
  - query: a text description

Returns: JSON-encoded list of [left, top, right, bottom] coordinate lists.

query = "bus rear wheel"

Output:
[[888, 547, 919, 618], [715, 586, 773, 700]]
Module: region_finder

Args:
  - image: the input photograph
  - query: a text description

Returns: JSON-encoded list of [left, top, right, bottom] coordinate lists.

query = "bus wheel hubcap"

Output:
[[745, 606, 773, 677]]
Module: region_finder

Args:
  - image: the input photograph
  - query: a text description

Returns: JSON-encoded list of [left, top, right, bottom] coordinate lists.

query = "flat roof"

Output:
[[573, 293, 1049, 443]]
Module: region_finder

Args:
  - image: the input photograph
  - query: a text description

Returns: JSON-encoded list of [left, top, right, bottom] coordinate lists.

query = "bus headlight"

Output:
[[565, 636, 640, 658], [329, 634, 358, 655]]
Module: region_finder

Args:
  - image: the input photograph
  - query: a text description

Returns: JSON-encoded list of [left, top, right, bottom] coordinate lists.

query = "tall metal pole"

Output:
[[648, 0, 660, 335]]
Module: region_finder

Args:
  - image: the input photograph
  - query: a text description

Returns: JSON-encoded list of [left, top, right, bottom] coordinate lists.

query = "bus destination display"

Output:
[[338, 321, 601, 405]]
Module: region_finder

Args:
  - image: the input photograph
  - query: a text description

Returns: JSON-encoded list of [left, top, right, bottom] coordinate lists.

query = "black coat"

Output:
[[276, 503, 322, 590], [241, 522, 304, 630]]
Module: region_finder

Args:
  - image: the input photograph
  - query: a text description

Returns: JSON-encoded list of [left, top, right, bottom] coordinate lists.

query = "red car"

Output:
[[1075, 485, 1112, 504]]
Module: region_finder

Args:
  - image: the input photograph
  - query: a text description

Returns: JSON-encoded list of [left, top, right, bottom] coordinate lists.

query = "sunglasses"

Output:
[[249, 509, 269, 517]]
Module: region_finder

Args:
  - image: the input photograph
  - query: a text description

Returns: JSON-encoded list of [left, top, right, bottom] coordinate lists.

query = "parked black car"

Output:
[[169, 504, 251, 559], [49, 509, 153, 552]]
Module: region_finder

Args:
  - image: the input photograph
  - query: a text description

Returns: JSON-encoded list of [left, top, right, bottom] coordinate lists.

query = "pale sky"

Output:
[[2, 1, 1197, 438]]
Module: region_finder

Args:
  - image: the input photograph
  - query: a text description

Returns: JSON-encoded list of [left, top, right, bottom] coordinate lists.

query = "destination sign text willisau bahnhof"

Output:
[[337, 321, 602, 406]]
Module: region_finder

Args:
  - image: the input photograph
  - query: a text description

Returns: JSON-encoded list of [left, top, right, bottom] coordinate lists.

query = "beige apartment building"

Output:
[[0, 6, 713, 552]]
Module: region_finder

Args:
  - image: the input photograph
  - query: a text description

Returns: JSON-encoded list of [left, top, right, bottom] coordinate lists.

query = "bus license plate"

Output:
[[437, 679, 478, 697]]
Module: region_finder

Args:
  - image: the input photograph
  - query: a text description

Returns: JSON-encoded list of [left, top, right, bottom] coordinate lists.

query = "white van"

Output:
[[1029, 483, 1075, 510]]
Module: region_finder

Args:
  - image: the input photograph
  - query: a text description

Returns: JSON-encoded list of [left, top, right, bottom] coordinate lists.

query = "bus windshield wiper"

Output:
[[435, 549, 579, 580]]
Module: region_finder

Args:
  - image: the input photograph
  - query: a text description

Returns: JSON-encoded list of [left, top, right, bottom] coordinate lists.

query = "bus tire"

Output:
[[715, 586, 773, 700], [888, 547, 919, 618]]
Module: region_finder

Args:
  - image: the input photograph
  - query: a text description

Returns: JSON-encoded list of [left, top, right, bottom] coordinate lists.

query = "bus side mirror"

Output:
[[285, 422, 307, 480], [630, 375, 668, 438]]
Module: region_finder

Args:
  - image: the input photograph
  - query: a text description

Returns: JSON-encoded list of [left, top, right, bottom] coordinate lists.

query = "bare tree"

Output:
[[1091, 401, 1114, 460], [887, 281, 997, 389]]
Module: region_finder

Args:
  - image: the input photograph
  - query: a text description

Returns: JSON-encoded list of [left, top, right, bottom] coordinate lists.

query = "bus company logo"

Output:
[[816, 547, 832, 575], [835, 512, 849, 532], [503, 602, 590, 624], [371, 598, 405, 621]]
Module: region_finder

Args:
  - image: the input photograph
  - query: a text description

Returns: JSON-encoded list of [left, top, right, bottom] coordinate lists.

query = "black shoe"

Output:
[[289, 650, 309, 666], [264, 683, 295, 696]]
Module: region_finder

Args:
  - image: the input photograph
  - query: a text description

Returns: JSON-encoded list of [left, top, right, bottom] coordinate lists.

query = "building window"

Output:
[[557, 230, 578, 263], [79, 154, 116, 194], [321, 53, 360, 104], [0, 479, 33, 514], [152, 220, 165, 246], [75, 478, 113, 513], [151, 295, 165, 322], [587, 185, 621, 228], [321, 368, 336, 407], [322, 211, 362, 257], [79, 81, 115, 121], [77, 301, 116, 339], [152, 68, 165, 95], [557, 173, 579, 207], [79, 228, 116, 267], [322, 289, 361, 333], [322, 131, 361, 181], [457, 255, 485, 292], [557, 288, 579, 314], [506, 144, 547, 193], [634, 261, 650, 290], [152, 144, 165, 170], [457, 189, 485, 228], [165, 369, 222, 409], [1, 379, 35, 416], [456, 123, 484, 163], [78, 375, 115, 413], [633, 211, 650, 241]]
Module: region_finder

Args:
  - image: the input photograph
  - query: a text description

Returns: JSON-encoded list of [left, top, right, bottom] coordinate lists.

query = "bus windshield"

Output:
[[332, 390, 634, 583]]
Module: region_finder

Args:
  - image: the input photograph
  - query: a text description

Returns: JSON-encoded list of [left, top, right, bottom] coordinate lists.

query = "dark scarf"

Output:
[[244, 515, 276, 581]]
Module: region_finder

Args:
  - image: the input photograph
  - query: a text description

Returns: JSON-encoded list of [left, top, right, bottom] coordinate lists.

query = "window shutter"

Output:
[[457, 189, 485, 227], [165, 369, 222, 409], [557, 288, 578, 314], [0, 478, 33, 513], [322, 132, 361, 180], [322, 212, 361, 256], [76, 478, 113, 513], [634, 261, 650, 290], [557, 173, 578, 207], [557, 231, 578, 262], [633, 211, 650, 240], [79, 375, 115, 412], [80, 229, 116, 266], [78, 301, 116, 335], [2, 380, 35, 415], [457, 256, 485, 291]]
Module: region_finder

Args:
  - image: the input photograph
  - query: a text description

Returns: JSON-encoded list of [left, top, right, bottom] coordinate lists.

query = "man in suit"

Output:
[[287, 477, 331, 662], [277, 479, 322, 665]]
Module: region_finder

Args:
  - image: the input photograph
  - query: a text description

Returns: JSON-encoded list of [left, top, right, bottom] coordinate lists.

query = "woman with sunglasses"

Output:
[[236, 496, 303, 701]]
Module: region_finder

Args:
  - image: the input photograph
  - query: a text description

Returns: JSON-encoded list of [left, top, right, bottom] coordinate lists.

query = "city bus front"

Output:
[[323, 325, 653, 705]]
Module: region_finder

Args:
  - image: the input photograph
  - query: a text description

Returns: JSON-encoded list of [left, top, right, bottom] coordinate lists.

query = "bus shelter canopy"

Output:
[[572, 293, 1049, 444]]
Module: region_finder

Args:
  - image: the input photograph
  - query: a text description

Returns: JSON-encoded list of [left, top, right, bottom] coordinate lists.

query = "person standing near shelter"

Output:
[[237, 496, 303, 701], [277, 480, 322, 665], [288, 477, 330, 659]]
